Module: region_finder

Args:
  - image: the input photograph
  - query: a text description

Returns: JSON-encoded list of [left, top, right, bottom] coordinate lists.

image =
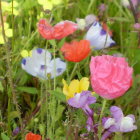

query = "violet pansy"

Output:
[[21, 48, 66, 79]]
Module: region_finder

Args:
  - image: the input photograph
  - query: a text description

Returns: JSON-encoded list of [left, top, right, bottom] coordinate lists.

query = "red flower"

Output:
[[38, 19, 78, 40], [60, 40, 91, 62], [25, 132, 41, 140]]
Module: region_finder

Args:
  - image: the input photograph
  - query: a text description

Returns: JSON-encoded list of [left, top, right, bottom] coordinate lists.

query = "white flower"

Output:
[[121, 0, 129, 7], [85, 21, 115, 50], [120, 116, 137, 132], [21, 48, 66, 79]]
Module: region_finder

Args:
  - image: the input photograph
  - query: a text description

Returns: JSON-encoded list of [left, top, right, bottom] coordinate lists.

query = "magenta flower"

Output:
[[68, 91, 96, 131], [101, 106, 137, 140]]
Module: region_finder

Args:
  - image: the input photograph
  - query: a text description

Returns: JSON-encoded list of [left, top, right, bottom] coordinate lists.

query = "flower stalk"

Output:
[[98, 99, 107, 139], [0, 0, 22, 130]]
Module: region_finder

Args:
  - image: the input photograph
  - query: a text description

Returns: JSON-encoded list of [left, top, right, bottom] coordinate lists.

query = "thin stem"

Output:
[[128, 0, 140, 45], [69, 63, 78, 81], [98, 99, 107, 139], [0, 0, 22, 128], [128, 0, 138, 23], [53, 44, 56, 90]]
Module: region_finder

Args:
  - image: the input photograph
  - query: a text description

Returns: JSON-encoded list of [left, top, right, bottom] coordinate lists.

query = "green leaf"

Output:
[[49, 40, 56, 46], [49, 90, 66, 102], [9, 111, 20, 121], [17, 86, 38, 94], [1, 133, 10, 140]]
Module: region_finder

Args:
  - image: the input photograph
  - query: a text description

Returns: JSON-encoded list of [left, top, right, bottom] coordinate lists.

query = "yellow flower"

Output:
[[0, 22, 13, 44], [2, 1, 19, 16], [37, 0, 63, 10], [62, 77, 89, 99], [20, 50, 32, 58]]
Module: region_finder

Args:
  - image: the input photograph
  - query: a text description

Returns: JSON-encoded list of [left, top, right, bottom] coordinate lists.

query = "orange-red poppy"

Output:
[[38, 19, 78, 40], [60, 40, 91, 62], [25, 132, 41, 140]]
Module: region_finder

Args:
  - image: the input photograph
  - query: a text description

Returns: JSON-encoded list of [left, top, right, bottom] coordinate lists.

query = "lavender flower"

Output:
[[68, 91, 96, 113], [101, 106, 137, 140], [68, 91, 96, 132]]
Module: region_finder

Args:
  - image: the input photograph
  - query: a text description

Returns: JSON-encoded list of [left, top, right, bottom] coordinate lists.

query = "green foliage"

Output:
[[1, 133, 10, 140], [0, 0, 140, 139], [16, 86, 38, 94]]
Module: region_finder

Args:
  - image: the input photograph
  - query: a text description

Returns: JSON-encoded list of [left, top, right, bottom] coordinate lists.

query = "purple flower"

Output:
[[68, 91, 96, 111], [101, 106, 137, 140], [68, 91, 96, 132], [13, 127, 20, 136], [99, 4, 107, 12]]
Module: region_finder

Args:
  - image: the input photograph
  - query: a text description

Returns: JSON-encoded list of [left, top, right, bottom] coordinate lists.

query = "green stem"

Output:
[[69, 63, 78, 81], [40, 81, 44, 123], [98, 99, 107, 139], [0, 0, 22, 129], [40, 81, 45, 140], [53, 44, 56, 90], [114, 132, 123, 140]]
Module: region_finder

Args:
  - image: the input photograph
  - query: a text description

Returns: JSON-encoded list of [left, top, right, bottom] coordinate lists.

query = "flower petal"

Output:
[[79, 77, 89, 92], [68, 91, 96, 108], [38, 19, 54, 40], [38, 19, 77, 40], [62, 79, 69, 97], [25, 132, 41, 140], [61, 40, 91, 62], [110, 106, 124, 122], [48, 58, 66, 79], [120, 116, 137, 132], [85, 22, 115, 50]]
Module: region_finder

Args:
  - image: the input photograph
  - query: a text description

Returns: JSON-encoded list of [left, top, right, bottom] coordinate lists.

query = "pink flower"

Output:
[[90, 55, 133, 99], [134, 23, 140, 30]]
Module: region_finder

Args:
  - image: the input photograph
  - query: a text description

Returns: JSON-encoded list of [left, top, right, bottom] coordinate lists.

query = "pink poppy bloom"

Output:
[[90, 55, 133, 99], [38, 19, 78, 40]]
